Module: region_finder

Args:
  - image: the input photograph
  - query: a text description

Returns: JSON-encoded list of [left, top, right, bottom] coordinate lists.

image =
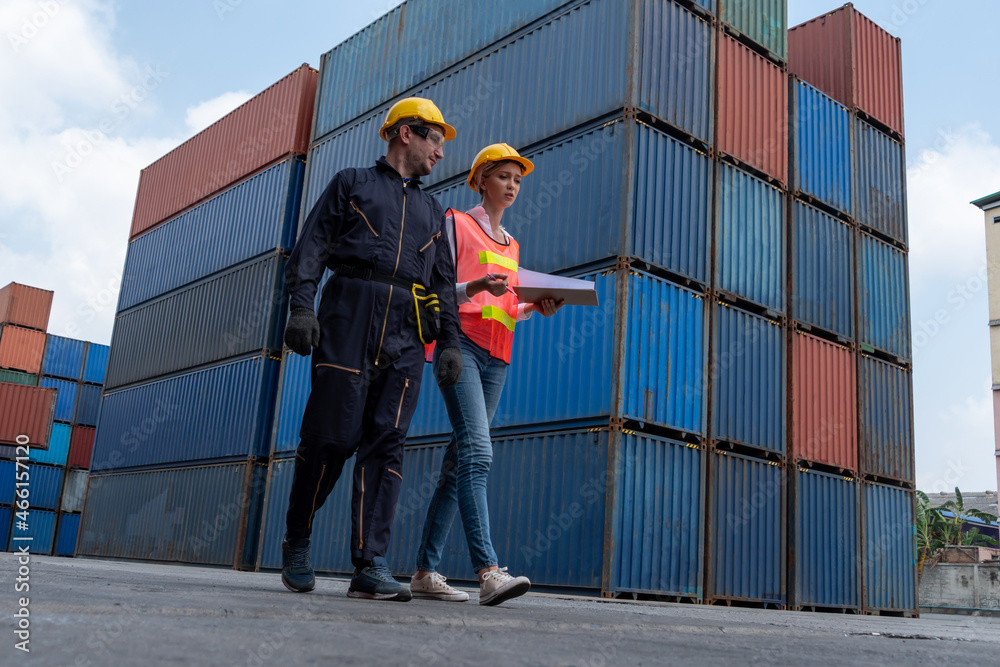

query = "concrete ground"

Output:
[[2, 554, 997, 666]]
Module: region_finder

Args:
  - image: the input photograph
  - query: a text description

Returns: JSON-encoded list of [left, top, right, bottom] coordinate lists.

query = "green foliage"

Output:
[[917, 487, 999, 568]]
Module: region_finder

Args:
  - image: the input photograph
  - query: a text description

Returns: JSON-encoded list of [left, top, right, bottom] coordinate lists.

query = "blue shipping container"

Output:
[[715, 162, 785, 313], [792, 199, 854, 339], [427, 118, 713, 284], [855, 119, 907, 244], [859, 356, 913, 483], [9, 508, 57, 554], [304, 0, 714, 206], [82, 343, 110, 385], [31, 422, 70, 466], [105, 252, 287, 390], [859, 232, 910, 360], [712, 304, 785, 454], [74, 383, 102, 427], [0, 461, 14, 504], [0, 506, 9, 551], [77, 462, 266, 567], [56, 512, 80, 556], [863, 483, 917, 613], [794, 469, 859, 609], [92, 354, 280, 472], [39, 377, 78, 423], [25, 463, 64, 510], [118, 157, 304, 312], [792, 79, 854, 217], [42, 335, 87, 380], [710, 452, 785, 604]]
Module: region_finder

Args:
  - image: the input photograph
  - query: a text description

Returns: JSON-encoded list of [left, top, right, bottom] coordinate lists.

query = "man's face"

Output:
[[402, 124, 446, 177]]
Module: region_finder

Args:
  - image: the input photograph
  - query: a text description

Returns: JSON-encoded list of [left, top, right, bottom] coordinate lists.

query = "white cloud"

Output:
[[184, 91, 252, 135]]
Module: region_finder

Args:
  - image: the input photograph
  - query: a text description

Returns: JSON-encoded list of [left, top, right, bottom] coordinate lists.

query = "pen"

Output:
[[486, 273, 518, 297]]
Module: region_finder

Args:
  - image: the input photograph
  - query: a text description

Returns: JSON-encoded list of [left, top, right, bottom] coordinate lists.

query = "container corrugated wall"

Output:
[[0, 282, 53, 331], [313, 0, 574, 139], [791, 200, 854, 339], [792, 80, 853, 217], [0, 507, 10, 551], [68, 426, 95, 469], [74, 384, 102, 427], [710, 452, 784, 604], [712, 304, 785, 454], [859, 233, 910, 361], [93, 354, 279, 472], [716, 32, 788, 184], [120, 157, 304, 312], [0, 325, 46, 374], [78, 462, 266, 567], [130, 65, 317, 239], [718, 0, 787, 61], [793, 469, 859, 609], [105, 252, 286, 390], [402, 362, 452, 441], [31, 422, 70, 466], [855, 119, 906, 244], [9, 508, 56, 554], [56, 513, 80, 557], [82, 343, 110, 385], [61, 469, 88, 513], [607, 434, 704, 598], [269, 352, 312, 454], [0, 460, 14, 502], [715, 162, 785, 313], [21, 463, 63, 510], [862, 483, 916, 613], [851, 9, 904, 137], [791, 332, 857, 470], [859, 356, 912, 483], [39, 377, 78, 423], [0, 383, 55, 447], [42, 335, 87, 380], [0, 369, 37, 385]]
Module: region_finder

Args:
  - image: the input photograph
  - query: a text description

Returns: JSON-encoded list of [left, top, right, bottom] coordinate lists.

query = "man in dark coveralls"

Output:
[[279, 97, 464, 601]]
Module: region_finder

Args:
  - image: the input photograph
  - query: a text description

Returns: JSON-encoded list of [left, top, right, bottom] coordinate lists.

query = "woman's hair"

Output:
[[473, 160, 525, 197]]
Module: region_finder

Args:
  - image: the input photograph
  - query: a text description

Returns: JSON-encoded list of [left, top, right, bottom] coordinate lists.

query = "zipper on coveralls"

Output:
[[374, 181, 407, 367], [358, 466, 365, 550], [351, 200, 379, 238], [395, 378, 410, 429]]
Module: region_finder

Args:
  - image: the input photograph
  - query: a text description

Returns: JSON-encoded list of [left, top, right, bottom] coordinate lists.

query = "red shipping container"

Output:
[[716, 31, 788, 185], [130, 64, 318, 239], [0, 382, 56, 448], [792, 332, 857, 471], [0, 325, 46, 374], [69, 425, 96, 469], [788, 3, 904, 138], [0, 282, 54, 331]]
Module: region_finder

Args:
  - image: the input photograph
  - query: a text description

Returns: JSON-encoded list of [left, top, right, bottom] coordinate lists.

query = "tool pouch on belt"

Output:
[[411, 283, 441, 344]]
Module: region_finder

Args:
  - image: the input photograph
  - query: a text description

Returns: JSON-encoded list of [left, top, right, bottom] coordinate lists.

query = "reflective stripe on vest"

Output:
[[481, 305, 516, 332], [478, 251, 518, 273]]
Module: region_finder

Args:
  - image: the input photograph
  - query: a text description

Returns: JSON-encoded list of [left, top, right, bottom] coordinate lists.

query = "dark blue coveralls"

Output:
[[283, 156, 461, 567]]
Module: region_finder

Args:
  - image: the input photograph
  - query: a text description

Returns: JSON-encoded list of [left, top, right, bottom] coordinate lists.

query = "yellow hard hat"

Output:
[[379, 97, 456, 142], [466, 143, 535, 192]]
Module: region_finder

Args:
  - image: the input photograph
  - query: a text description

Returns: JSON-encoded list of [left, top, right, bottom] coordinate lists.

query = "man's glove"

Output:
[[284, 307, 320, 356], [436, 347, 463, 387]]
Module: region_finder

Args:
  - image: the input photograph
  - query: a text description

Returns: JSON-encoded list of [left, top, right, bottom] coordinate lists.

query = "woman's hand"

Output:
[[467, 273, 509, 297], [528, 298, 563, 317]]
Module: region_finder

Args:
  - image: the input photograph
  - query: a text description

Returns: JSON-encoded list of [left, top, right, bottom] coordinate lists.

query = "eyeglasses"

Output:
[[407, 124, 446, 149]]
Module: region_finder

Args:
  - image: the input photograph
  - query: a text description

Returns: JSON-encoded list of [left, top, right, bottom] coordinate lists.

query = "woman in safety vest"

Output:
[[410, 143, 563, 606]]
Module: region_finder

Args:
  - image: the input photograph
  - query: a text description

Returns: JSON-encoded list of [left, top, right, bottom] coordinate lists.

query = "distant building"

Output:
[[926, 490, 999, 517], [972, 191, 1000, 498]]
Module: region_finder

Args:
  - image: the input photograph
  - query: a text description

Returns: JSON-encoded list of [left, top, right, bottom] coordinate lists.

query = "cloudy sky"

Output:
[[1, 0, 998, 493]]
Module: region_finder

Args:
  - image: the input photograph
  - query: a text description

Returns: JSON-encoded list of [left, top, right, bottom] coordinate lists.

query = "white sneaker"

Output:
[[479, 567, 530, 606], [410, 572, 469, 601]]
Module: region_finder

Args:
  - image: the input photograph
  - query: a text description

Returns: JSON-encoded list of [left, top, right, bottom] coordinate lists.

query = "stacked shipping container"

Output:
[[76, 66, 318, 568]]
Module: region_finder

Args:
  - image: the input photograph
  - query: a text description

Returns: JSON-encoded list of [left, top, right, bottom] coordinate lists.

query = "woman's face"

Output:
[[481, 162, 523, 210]]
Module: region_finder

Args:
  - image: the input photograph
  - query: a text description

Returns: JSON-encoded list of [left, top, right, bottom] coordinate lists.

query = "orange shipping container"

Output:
[[792, 332, 858, 471], [788, 3, 904, 138], [69, 425, 96, 469], [0, 325, 47, 374], [129, 64, 318, 239], [0, 282, 54, 331], [0, 382, 56, 448], [716, 31, 788, 185]]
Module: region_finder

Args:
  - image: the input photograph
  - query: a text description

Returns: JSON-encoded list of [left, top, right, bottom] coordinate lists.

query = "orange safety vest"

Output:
[[426, 209, 520, 364]]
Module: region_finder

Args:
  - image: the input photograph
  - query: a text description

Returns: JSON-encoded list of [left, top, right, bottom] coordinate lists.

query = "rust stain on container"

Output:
[[0, 325, 47, 374], [0, 382, 56, 448], [130, 64, 318, 240], [788, 3, 904, 138], [716, 31, 788, 185], [0, 282, 54, 332], [791, 331, 857, 471]]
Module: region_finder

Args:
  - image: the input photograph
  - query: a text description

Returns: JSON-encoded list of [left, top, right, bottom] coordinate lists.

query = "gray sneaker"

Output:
[[479, 567, 530, 606], [410, 572, 470, 601]]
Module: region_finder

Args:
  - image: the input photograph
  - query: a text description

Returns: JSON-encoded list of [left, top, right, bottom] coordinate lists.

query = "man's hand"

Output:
[[527, 298, 564, 317], [284, 307, 320, 356], [436, 347, 463, 387], [467, 274, 509, 298]]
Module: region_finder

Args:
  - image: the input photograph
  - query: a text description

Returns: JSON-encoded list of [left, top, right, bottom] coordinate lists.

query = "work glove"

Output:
[[436, 346, 463, 388], [284, 307, 320, 356]]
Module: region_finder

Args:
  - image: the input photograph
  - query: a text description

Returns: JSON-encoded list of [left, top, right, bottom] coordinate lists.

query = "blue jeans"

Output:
[[416, 335, 507, 574]]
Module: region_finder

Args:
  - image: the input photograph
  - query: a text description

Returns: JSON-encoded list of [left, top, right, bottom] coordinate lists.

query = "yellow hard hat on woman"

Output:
[[466, 143, 534, 192], [379, 97, 457, 142]]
